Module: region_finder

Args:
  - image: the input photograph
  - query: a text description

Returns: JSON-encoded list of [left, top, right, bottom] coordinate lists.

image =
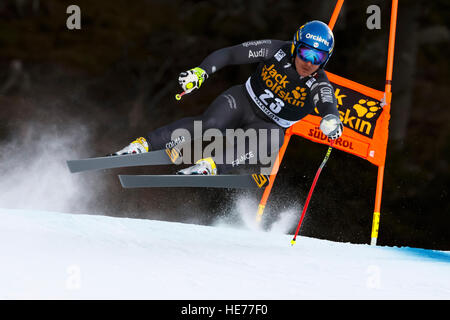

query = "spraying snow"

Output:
[[213, 195, 298, 234], [0, 121, 102, 214]]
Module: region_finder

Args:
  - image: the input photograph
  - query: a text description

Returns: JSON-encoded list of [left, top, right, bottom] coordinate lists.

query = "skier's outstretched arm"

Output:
[[199, 39, 288, 75], [178, 40, 288, 95]]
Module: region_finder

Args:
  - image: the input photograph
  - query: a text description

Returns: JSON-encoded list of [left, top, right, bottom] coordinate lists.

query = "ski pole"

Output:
[[175, 91, 187, 101], [291, 140, 335, 246]]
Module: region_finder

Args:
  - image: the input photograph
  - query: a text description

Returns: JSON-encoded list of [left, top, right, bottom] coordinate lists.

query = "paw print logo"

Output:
[[353, 99, 382, 119], [292, 87, 307, 99], [292, 87, 307, 107]]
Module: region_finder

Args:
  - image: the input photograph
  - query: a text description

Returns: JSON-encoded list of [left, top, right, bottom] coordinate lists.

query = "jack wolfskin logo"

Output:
[[314, 84, 384, 138], [261, 64, 289, 88], [291, 87, 307, 107], [260, 64, 306, 107], [352, 99, 382, 119], [337, 98, 383, 137]]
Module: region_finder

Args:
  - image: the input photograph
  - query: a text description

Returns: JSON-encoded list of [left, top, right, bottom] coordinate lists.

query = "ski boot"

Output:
[[177, 157, 217, 175], [111, 137, 149, 156]]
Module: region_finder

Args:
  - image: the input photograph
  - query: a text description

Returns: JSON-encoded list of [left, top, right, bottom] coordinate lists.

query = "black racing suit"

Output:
[[147, 39, 339, 173]]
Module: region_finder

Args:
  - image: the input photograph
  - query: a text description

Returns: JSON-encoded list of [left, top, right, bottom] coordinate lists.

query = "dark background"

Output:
[[0, 0, 448, 250]]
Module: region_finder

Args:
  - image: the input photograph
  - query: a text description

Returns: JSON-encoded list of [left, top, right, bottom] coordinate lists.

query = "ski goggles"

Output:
[[297, 45, 328, 65]]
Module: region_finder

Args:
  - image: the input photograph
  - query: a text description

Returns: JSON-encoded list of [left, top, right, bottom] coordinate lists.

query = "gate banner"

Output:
[[290, 71, 390, 167]]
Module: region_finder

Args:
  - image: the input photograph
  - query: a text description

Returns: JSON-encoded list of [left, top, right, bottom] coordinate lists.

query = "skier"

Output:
[[113, 20, 343, 175]]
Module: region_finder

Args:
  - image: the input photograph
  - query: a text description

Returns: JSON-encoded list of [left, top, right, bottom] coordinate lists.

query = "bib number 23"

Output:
[[259, 89, 284, 114]]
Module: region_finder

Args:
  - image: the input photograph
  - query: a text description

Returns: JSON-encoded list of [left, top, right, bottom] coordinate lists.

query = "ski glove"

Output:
[[320, 114, 343, 140], [178, 67, 208, 94]]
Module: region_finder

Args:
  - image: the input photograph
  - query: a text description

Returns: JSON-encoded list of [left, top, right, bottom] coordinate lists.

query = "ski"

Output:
[[118, 174, 270, 189], [67, 148, 182, 173]]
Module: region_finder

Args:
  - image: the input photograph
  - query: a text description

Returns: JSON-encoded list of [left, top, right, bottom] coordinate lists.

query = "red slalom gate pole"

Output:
[[291, 140, 335, 246]]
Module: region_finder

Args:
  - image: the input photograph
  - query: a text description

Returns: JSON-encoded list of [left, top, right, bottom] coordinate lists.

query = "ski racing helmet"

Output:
[[291, 20, 334, 68]]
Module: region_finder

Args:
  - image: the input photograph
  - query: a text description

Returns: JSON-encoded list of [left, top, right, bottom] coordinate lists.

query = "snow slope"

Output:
[[0, 207, 449, 300]]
